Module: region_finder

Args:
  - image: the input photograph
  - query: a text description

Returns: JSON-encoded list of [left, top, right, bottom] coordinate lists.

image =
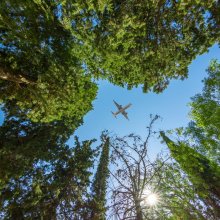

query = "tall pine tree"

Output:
[[90, 133, 110, 220], [160, 131, 220, 217]]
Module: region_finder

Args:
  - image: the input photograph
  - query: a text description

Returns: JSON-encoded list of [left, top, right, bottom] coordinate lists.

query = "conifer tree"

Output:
[[90, 133, 110, 220], [160, 131, 220, 217], [158, 60, 220, 218]]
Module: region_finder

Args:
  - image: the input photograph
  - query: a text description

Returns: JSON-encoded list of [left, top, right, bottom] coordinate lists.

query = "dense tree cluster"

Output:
[[0, 102, 76, 189], [91, 0, 220, 92], [0, 107, 110, 219], [1, 0, 220, 123], [0, 0, 97, 123], [0, 0, 220, 219], [0, 137, 95, 219]]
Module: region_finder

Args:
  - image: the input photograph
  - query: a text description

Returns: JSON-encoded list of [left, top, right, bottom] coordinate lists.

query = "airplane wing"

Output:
[[113, 100, 122, 110], [122, 111, 129, 120]]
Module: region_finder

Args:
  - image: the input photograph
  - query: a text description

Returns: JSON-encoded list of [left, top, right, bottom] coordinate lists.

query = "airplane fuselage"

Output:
[[113, 103, 132, 116]]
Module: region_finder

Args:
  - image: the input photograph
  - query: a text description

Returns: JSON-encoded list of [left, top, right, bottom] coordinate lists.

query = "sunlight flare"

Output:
[[146, 193, 158, 206], [141, 189, 160, 207]]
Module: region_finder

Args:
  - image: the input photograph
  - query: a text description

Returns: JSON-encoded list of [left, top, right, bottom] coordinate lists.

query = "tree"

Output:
[[109, 115, 167, 220], [0, 100, 100, 219], [0, 135, 97, 220], [160, 131, 220, 218], [0, 101, 80, 190], [155, 159, 214, 220], [89, 132, 110, 220], [0, 104, 111, 219], [91, 0, 220, 92], [186, 60, 220, 162], [0, 0, 97, 123]]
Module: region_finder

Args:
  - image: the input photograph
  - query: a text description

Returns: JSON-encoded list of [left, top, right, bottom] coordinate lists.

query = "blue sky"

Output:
[[0, 44, 219, 156]]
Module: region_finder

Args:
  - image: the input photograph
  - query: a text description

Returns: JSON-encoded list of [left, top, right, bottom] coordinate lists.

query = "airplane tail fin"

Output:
[[111, 111, 117, 118]]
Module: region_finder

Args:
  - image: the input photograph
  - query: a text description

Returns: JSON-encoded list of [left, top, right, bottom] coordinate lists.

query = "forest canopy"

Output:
[[0, 1, 220, 219], [0, 0, 220, 122]]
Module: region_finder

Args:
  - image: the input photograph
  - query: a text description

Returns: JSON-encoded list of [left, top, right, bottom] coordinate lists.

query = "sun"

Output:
[[141, 189, 160, 207], [146, 193, 158, 206]]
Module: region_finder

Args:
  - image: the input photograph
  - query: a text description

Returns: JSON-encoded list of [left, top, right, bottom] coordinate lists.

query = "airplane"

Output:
[[111, 100, 132, 120]]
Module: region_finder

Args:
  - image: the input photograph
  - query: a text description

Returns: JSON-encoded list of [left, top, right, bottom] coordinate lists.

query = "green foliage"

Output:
[[0, 103, 113, 219], [158, 60, 220, 219], [1, 2, 220, 218], [0, 101, 80, 191], [187, 60, 220, 161], [160, 131, 220, 218], [16, 72, 97, 123], [90, 132, 110, 220], [0, 70, 97, 123], [0, 0, 97, 123], [1, 1, 220, 125], [155, 159, 209, 220], [90, 0, 220, 92], [0, 121, 97, 219]]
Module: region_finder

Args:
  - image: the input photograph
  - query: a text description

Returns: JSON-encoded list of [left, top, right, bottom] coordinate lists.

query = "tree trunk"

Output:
[[205, 196, 220, 219], [0, 66, 36, 85], [10, 205, 24, 220], [135, 199, 143, 220], [42, 203, 57, 220]]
